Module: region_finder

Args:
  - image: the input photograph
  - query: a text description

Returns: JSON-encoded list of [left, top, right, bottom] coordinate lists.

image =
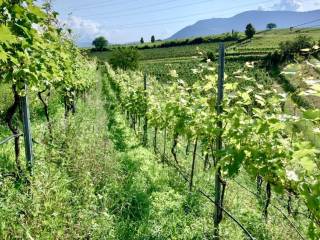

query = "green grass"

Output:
[[234, 28, 320, 50], [0, 71, 119, 239]]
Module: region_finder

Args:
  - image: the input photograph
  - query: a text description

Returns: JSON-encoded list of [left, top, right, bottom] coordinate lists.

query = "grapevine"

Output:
[[0, 0, 96, 175], [103, 58, 320, 238]]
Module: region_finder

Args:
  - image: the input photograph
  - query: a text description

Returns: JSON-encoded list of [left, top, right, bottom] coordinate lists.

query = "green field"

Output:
[[235, 28, 320, 50], [90, 28, 320, 63], [91, 41, 225, 61]]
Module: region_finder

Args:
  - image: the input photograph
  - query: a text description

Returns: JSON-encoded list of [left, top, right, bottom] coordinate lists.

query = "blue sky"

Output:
[[47, 0, 320, 44]]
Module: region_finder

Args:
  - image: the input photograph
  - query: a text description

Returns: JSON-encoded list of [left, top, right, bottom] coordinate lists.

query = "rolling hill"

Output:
[[169, 10, 320, 39]]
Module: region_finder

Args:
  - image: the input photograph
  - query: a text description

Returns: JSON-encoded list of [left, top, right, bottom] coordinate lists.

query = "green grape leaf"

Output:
[[28, 5, 46, 19], [300, 157, 316, 172], [255, 94, 266, 106], [9, 55, 19, 65], [240, 92, 251, 104], [0, 25, 17, 43], [15, 23, 32, 40], [0, 46, 7, 62], [270, 122, 285, 132], [292, 148, 317, 172], [303, 109, 320, 120], [12, 5, 25, 17]]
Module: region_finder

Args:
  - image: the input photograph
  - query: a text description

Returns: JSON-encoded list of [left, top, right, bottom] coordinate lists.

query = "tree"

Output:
[[151, 35, 155, 43], [245, 23, 256, 39], [92, 36, 108, 51], [109, 47, 140, 70], [140, 37, 144, 44], [266, 23, 277, 30]]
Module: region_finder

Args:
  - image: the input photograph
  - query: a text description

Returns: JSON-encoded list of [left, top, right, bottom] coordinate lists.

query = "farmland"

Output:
[[90, 28, 320, 62], [1, 0, 320, 239], [91, 28, 320, 88], [91, 41, 224, 61], [90, 26, 320, 239]]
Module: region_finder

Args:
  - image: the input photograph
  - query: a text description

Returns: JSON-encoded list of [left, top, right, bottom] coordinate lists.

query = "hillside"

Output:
[[169, 10, 320, 39], [90, 28, 320, 63]]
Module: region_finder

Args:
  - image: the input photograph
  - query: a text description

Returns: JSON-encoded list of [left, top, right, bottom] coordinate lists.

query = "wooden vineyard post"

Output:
[[21, 84, 34, 175], [143, 73, 148, 146], [214, 43, 225, 239]]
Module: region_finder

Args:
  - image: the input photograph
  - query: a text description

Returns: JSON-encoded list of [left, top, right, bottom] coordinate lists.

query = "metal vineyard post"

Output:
[[21, 85, 34, 175], [214, 43, 225, 240]]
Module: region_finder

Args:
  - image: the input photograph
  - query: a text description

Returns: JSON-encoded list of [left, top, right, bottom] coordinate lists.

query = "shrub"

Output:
[[265, 35, 314, 68], [280, 35, 313, 54], [279, 35, 314, 61], [109, 47, 140, 70], [202, 51, 216, 62], [189, 37, 204, 45]]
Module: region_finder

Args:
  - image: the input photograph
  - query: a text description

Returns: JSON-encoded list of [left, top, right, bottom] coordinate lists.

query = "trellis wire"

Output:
[[154, 148, 256, 240], [177, 143, 307, 240], [0, 134, 23, 146], [146, 126, 308, 240], [233, 179, 306, 240]]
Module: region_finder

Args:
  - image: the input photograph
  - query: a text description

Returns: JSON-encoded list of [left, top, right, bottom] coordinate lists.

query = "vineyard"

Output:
[[1, 1, 320, 240], [90, 28, 320, 62], [98, 42, 320, 239]]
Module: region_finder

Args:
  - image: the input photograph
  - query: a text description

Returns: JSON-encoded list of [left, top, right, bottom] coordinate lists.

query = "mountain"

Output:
[[169, 10, 320, 40]]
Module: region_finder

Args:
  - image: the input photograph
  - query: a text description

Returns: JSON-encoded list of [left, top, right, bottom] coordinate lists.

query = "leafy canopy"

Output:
[[92, 36, 108, 51], [266, 23, 277, 30], [109, 47, 140, 70], [245, 23, 256, 39]]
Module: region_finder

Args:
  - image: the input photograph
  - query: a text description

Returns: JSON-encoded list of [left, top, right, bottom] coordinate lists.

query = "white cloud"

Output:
[[63, 16, 109, 44], [299, 0, 320, 11], [271, 0, 303, 11], [61, 16, 141, 45]]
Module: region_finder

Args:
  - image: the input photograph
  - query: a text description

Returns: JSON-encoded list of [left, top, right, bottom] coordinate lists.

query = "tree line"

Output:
[[92, 22, 278, 52]]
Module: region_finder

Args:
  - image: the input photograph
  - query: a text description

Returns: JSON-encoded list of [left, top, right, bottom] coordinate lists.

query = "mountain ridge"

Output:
[[169, 10, 320, 40]]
